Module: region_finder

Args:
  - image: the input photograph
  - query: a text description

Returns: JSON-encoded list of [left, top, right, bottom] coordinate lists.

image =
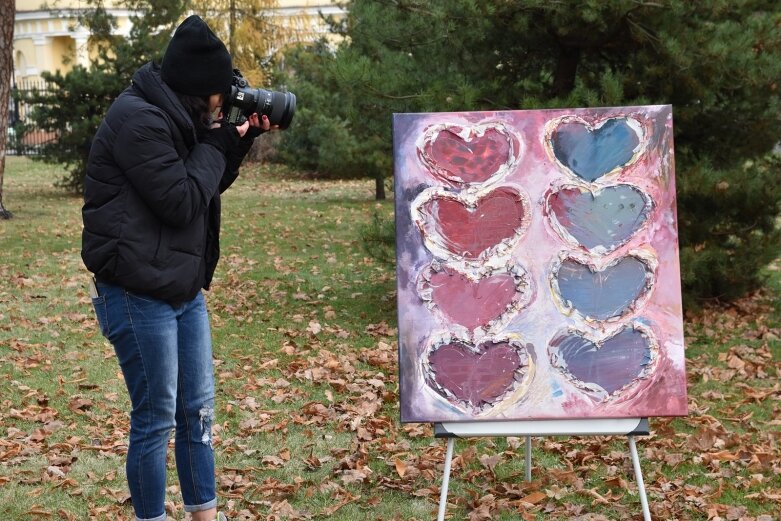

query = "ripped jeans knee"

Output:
[[198, 404, 215, 447]]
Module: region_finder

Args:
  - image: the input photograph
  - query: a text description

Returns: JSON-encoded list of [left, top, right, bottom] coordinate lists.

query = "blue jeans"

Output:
[[91, 282, 217, 521]]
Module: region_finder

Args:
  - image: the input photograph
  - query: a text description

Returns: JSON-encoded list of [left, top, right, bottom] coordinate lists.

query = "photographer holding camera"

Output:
[[81, 15, 284, 521]]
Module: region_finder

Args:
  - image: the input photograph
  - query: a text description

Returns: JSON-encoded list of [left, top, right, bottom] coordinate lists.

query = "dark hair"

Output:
[[177, 93, 212, 137]]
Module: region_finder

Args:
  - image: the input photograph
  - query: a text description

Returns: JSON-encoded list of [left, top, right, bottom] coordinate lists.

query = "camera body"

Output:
[[223, 69, 296, 130]]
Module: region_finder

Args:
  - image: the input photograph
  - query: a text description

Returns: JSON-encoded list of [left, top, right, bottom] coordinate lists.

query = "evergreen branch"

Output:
[[379, 0, 437, 17], [364, 86, 424, 100], [631, 0, 666, 7], [710, 221, 761, 235]]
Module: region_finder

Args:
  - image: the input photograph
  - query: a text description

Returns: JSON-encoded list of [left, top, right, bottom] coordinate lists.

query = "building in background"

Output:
[[12, 0, 343, 82]]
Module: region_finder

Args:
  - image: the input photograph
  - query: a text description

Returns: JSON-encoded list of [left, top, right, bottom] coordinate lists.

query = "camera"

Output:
[[223, 69, 296, 130]]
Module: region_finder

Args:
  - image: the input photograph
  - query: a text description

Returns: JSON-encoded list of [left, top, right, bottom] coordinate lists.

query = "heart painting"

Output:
[[418, 263, 531, 335], [425, 337, 532, 410], [552, 254, 655, 321], [413, 186, 530, 261], [549, 325, 657, 397], [548, 117, 644, 182], [546, 184, 653, 254], [418, 123, 520, 186], [393, 105, 686, 423]]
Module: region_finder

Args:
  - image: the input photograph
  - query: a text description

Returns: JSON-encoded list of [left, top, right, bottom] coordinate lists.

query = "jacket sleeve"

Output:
[[113, 108, 227, 228], [219, 135, 255, 193]]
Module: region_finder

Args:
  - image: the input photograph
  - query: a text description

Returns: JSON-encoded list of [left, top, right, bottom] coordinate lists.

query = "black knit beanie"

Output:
[[161, 15, 233, 97]]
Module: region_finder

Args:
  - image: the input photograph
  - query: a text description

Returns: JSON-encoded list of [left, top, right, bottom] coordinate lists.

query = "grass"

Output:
[[0, 156, 779, 520]]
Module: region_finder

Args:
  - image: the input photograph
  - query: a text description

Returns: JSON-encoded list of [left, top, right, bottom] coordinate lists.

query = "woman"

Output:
[[82, 15, 269, 521]]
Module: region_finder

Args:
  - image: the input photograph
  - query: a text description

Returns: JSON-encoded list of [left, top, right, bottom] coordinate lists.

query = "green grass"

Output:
[[0, 157, 779, 520]]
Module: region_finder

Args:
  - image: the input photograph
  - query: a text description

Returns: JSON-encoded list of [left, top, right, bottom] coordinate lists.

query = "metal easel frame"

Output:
[[433, 418, 651, 521]]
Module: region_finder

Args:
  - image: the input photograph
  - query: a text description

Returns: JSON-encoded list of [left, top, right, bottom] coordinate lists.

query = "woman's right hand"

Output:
[[210, 119, 250, 137], [203, 123, 241, 154], [234, 118, 250, 138]]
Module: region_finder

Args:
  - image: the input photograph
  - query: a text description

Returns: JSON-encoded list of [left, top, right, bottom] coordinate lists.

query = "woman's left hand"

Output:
[[244, 113, 278, 138], [252, 114, 279, 132]]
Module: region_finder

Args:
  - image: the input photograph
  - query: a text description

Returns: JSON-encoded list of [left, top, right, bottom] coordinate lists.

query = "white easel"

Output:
[[433, 418, 651, 521]]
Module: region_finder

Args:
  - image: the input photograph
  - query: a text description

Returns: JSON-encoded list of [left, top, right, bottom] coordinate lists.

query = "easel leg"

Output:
[[525, 436, 532, 482], [437, 438, 455, 521], [628, 435, 652, 521]]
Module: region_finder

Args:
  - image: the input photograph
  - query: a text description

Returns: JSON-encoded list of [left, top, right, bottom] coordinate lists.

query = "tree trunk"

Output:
[[0, 0, 15, 219], [552, 45, 580, 98], [374, 173, 386, 200], [228, 0, 236, 56]]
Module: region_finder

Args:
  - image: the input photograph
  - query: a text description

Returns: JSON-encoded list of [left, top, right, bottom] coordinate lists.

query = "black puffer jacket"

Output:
[[82, 62, 251, 304]]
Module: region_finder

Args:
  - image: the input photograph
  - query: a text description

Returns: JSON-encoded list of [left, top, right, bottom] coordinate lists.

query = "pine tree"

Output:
[[21, 0, 184, 192], [279, 0, 781, 304], [192, 0, 316, 87]]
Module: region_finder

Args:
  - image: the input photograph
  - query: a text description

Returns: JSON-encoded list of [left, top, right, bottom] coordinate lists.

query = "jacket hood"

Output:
[[131, 62, 198, 144]]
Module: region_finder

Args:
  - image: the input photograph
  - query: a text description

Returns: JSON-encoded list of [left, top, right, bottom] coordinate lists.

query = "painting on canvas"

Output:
[[394, 105, 687, 423]]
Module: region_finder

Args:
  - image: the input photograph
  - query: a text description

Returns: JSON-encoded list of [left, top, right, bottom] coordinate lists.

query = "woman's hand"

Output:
[[235, 118, 251, 138], [243, 113, 279, 138], [211, 113, 278, 140], [252, 113, 279, 132], [210, 111, 251, 137]]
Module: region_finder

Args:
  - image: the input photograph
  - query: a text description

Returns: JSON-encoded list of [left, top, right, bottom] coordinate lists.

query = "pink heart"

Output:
[[414, 187, 529, 260], [419, 125, 518, 185], [419, 264, 529, 332], [426, 339, 530, 408]]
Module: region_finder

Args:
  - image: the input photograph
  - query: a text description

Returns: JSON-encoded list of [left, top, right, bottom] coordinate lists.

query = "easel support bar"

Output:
[[525, 436, 532, 482], [434, 418, 649, 438], [433, 418, 651, 521], [629, 435, 652, 521], [437, 438, 455, 521]]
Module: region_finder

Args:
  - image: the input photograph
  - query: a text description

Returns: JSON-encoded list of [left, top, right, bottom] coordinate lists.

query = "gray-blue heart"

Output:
[[551, 118, 641, 181], [550, 326, 653, 394], [548, 184, 653, 253], [555, 256, 652, 320]]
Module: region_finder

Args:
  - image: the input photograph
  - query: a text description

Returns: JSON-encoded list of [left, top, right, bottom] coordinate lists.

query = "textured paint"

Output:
[[427, 341, 524, 407], [551, 118, 641, 181], [416, 187, 527, 259], [421, 265, 523, 331], [550, 327, 654, 395], [547, 184, 652, 253], [394, 105, 686, 423], [424, 127, 511, 184], [554, 256, 652, 320]]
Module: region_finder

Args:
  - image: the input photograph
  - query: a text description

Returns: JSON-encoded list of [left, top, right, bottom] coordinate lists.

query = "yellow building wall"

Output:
[[13, 0, 342, 82]]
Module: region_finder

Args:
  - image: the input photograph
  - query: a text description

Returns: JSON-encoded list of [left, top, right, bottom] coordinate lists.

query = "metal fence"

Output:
[[6, 79, 57, 156]]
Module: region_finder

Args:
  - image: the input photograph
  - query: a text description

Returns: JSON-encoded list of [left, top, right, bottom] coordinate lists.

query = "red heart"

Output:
[[426, 339, 530, 408], [415, 187, 529, 260], [419, 264, 529, 332], [420, 125, 517, 185]]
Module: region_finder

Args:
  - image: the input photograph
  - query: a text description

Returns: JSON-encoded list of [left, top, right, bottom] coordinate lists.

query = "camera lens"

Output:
[[262, 90, 296, 130]]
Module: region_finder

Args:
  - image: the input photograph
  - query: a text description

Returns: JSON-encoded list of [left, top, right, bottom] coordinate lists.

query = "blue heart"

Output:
[[555, 256, 651, 320], [550, 326, 653, 395], [548, 184, 652, 253], [551, 118, 641, 181]]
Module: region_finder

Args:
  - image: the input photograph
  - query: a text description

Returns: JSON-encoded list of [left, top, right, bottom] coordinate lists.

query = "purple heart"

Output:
[[547, 184, 653, 253], [553, 256, 653, 321], [549, 326, 654, 395], [550, 118, 641, 181], [426, 339, 530, 408]]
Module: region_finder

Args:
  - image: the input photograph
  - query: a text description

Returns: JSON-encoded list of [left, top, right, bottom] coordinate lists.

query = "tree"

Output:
[[279, 0, 781, 303], [21, 0, 184, 192], [192, 0, 310, 88], [0, 0, 14, 219]]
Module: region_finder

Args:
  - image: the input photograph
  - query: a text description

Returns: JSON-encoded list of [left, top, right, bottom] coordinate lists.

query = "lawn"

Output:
[[0, 156, 778, 520]]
